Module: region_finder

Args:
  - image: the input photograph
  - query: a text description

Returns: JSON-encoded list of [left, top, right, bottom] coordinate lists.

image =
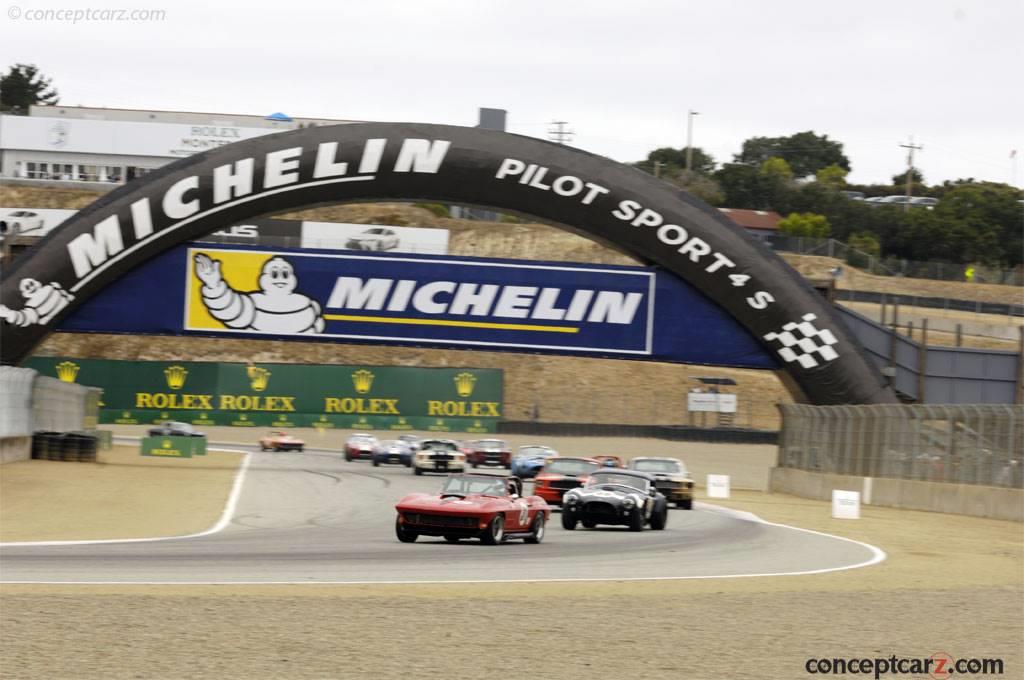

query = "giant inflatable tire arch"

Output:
[[0, 123, 894, 405]]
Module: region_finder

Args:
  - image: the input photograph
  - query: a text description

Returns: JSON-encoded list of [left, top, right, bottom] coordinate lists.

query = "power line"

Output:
[[548, 121, 574, 145], [899, 136, 924, 210]]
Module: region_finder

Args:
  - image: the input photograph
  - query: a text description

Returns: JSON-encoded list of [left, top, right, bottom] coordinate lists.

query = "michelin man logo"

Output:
[[763, 313, 839, 369], [194, 253, 325, 334], [0, 278, 74, 327]]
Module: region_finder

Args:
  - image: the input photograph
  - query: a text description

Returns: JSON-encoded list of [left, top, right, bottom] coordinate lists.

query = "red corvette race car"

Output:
[[533, 456, 602, 506], [258, 430, 305, 452], [395, 474, 550, 544]]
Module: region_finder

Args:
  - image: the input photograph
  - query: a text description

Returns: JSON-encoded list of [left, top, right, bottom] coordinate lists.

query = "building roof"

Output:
[[718, 208, 783, 231]]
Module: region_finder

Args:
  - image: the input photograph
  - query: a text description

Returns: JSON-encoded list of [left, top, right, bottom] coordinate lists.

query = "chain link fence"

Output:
[[778, 404, 1024, 488], [764, 235, 1023, 286]]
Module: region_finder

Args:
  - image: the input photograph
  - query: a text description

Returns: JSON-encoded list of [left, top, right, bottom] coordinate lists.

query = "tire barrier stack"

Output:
[[30, 431, 99, 463]]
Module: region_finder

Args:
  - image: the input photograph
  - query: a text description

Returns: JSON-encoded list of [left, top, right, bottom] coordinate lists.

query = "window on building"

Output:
[[78, 165, 100, 182]]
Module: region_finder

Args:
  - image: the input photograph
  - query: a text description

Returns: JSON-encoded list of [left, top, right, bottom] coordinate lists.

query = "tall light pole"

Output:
[[686, 110, 700, 173]]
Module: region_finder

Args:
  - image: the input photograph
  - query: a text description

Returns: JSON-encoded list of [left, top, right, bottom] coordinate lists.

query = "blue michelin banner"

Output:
[[56, 244, 777, 369]]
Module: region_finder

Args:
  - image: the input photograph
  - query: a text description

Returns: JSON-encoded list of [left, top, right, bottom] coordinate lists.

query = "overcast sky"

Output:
[[3, 0, 1021, 187]]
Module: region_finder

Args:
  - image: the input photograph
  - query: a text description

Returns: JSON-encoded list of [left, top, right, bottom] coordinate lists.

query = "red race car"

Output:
[[395, 474, 549, 544], [462, 438, 512, 468], [533, 456, 602, 506], [344, 433, 380, 461], [258, 430, 305, 452]]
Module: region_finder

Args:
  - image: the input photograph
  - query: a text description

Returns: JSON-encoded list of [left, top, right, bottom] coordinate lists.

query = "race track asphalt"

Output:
[[0, 447, 881, 584]]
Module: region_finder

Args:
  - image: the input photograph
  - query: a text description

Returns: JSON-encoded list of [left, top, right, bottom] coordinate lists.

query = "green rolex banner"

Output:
[[26, 358, 503, 433]]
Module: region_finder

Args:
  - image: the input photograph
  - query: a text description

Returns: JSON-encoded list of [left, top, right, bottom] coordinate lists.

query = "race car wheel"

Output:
[[524, 514, 546, 544], [444, 535, 461, 543], [480, 515, 505, 545], [650, 506, 668, 530], [259, 444, 267, 451], [470, 461, 478, 468], [561, 510, 578, 531], [581, 519, 596, 529], [395, 516, 418, 543], [372, 459, 380, 467], [344, 452, 353, 462], [298, 447, 304, 452], [678, 498, 693, 510], [413, 467, 423, 475], [628, 508, 644, 532]]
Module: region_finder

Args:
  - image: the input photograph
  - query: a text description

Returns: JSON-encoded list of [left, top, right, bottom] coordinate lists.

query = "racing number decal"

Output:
[[517, 500, 529, 527]]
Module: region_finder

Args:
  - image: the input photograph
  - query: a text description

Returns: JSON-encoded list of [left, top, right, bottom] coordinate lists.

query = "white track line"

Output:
[[0, 449, 252, 547], [0, 496, 887, 584]]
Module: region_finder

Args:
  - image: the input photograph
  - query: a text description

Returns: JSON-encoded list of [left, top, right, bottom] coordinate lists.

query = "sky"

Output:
[[3, 0, 1022, 187]]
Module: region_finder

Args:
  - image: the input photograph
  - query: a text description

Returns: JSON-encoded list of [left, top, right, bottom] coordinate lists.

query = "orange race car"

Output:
[[258, 430, 305, 452], [533, 456, 602, 506]]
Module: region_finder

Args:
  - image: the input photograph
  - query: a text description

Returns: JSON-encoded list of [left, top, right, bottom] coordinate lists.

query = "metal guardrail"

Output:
[[834, 289, 1024, 318], [778, 403, 1024, 488]]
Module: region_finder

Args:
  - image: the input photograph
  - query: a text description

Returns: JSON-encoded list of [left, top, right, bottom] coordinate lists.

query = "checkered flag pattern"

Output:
[[763, 313, 839, 369]]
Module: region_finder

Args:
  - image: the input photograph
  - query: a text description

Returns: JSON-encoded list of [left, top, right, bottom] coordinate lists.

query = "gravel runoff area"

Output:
[[1, 436, 1021, 680]]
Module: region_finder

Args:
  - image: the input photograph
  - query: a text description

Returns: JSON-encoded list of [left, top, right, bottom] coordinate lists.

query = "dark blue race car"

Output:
[[372, 440, 413, 467]]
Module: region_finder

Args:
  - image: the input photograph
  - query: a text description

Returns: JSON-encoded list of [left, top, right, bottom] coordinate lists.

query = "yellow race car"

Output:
[[627, 457, 694, 509]]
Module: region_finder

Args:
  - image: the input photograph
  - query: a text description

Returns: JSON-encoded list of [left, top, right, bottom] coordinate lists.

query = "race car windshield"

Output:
[[518, 447, 551, 458], [545, 459, 600, 475], [586, 473, 649, 492], [441, 476, 508, 497], [477, 440, 506, 448], [631, 459, 683, 474], [350, 436, 375, 443]]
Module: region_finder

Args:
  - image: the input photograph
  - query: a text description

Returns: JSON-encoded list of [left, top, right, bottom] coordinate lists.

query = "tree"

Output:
[[892, 168, 924, 186], [934, 182, 1023, 266], [0, 64, 59, 113], [815, 164, 848, 189], [714, 163, 768, 209], [778, 212, 831, 238], [848, 232, 881, 257], [735, 130, 850, 178], [634, 146, 716, 177]]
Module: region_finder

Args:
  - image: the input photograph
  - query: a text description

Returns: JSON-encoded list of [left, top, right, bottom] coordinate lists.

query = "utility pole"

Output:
[[686, 110, 700, 173], [899, 136, 923, 211], [653, 161, 665, 178], [548, 121, 574, 145]]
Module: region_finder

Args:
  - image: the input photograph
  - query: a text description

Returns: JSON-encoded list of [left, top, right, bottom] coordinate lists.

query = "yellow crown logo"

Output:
[[56, 361, 80, 383], [454, 372, 477, 398], [162, 440, 171, 448], [352, 369, 375, 394], [247, 366, 271, 392], [164, 365, 188, 390]]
